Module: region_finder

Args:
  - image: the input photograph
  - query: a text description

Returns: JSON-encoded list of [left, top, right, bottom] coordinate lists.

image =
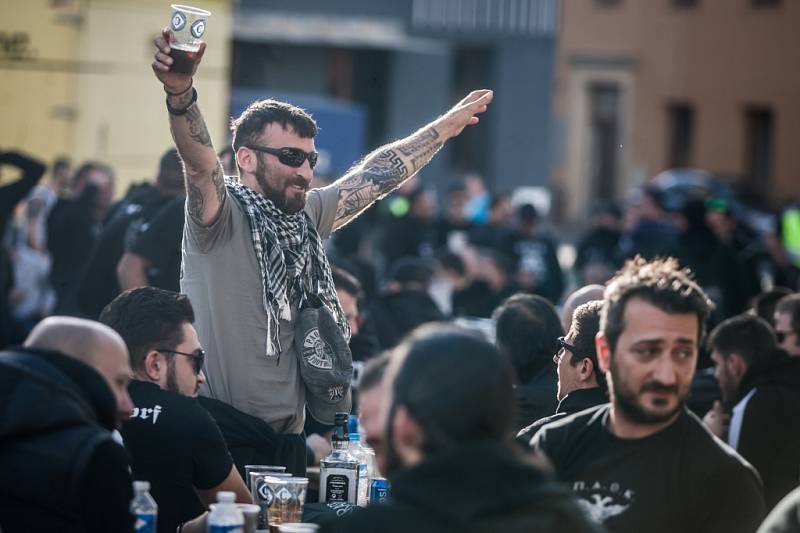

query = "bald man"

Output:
[[560, 284, 604, 332], [0, 316, 135, 533]]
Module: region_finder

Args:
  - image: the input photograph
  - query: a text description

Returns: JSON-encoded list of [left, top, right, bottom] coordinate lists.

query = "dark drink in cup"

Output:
[[169, 44, 198, 74]]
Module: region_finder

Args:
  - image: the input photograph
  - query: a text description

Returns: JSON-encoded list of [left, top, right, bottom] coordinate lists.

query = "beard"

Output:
[[255, 155, 308, 214], [165, 359, 198, 397], [165, 359, 181, 395], [608, 359, 687, 425]]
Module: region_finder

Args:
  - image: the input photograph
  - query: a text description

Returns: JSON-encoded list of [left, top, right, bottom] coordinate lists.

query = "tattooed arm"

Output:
[[331, 89, 494, 231], [152, 28, 224, 227]]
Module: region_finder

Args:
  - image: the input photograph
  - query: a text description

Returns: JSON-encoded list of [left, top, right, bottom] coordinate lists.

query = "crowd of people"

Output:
[[2, 24, 800, 533]]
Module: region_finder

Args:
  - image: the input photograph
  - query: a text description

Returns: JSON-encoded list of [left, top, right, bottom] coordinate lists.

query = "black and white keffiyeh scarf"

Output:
[[226, 178, 350, 358]]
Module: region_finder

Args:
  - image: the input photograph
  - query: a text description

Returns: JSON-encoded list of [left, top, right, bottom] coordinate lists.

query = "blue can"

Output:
[[369, 477, 390, 504]]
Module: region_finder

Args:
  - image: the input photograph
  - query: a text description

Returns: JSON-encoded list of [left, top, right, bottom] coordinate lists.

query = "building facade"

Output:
[[231, 0, 559, 191], [553, 0, 800, 220], [0, 0, 232, 191]]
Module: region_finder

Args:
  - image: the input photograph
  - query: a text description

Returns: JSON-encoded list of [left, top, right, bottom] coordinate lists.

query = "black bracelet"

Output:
[[164, 82, 193, 96], [166, 87, 197, 116]]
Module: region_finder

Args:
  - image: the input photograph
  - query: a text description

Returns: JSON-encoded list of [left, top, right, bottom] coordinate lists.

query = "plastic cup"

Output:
[[168, 4, 211, 74], [251, 474, 292, 531], [283, 478, 309, 524], [245, 465, 287, 496]]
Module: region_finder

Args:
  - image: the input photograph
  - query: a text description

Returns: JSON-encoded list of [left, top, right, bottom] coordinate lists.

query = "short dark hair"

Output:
[[493, 293, 563, 383], [776, 294, 800, 340], [389, 257, 434, 287], [601, 257, 713, 353], [391, 325, 516, 453], [567, 300, 607, 393], [707, 314, 777, 367], [230, 99, 318, 153], [750, 287, 793, 326], [98, 287, 195, 372], [359, 353, 390, 393], [331, 266, 362, 299], [437, 252, 465, 277], [156, 148, 183, 191], [71, 161, 113, 188]]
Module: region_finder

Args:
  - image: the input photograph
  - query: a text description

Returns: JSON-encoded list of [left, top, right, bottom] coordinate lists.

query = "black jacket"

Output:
[[516, 387, 608, 446], [368, 290, 444, 349], [321, 441, 604, 533], [515, 365, 558, 431], [0, 347, 133, 532], [730, 351, 800, 510]]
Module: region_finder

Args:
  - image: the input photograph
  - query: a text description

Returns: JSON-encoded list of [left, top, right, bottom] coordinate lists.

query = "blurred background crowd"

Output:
[[2, 0, 800, 357]]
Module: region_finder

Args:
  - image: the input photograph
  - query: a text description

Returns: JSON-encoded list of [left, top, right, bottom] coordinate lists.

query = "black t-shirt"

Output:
[[127, 195, 185, 292], [532, 405, 765, 533], [121, 380, 233, 533]]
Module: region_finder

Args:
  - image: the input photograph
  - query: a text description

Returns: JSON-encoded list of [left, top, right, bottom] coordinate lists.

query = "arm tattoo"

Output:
[[187, 181, 205, 224], [397, 127, 442, 173], [212, 162, 225, 205], [184, 104, 213, 148], [334, 127, 442, 228]]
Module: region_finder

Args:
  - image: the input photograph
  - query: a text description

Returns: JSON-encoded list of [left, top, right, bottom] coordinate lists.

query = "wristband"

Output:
[[166, 87, 197, 116], [164, 82, 193, 96]]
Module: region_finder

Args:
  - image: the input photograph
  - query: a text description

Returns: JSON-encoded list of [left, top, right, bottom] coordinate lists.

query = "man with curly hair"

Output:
[[533, 257, 765, 533]]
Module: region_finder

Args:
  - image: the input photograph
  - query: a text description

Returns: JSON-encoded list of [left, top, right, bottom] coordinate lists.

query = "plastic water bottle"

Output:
[[347, 415, 371, 507], [208, 491, 244, 533], [131, 480, 157, 533]]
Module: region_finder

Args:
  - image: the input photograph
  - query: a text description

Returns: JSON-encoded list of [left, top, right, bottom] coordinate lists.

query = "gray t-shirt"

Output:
[[181, 183, 340, 434]]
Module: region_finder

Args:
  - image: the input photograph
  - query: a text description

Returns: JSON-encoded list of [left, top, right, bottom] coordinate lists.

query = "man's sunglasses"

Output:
[[553, 336, 577, 364], [248, 145, 318, 169], [776, 331, 793, 344], [156, 348, 205, 374], [557, 336, 577, 353]]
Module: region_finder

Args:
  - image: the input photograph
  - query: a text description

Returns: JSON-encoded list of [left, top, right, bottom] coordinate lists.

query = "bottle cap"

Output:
[[133, 480, 150, 491], [217, 491, 236, 503], [334, 412, 349, 426]]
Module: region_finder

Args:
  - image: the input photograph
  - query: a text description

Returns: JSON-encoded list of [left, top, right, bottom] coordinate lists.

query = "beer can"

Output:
[[369, 478, 390, 504]]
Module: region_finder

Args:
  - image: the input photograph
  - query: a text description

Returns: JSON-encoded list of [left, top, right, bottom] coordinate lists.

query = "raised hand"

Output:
[[151, 28, 206, 93], [436, 89, 494, 139]]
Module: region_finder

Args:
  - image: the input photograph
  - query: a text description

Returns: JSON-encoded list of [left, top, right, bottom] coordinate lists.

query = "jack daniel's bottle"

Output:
[[319, 412, 360, 504]]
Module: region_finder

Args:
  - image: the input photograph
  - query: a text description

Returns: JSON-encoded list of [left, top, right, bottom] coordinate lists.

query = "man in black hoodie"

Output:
[[322, 325, 602, 533], [493, 293, 561, 430], [0, 316, 135, 532], [705, 314, 800, 510]]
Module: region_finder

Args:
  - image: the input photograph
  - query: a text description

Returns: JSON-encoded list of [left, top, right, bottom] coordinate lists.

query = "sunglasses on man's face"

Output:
[[248, 145, 318, 169], [156, 348, 205, 374], [776, 331, 793, 344]]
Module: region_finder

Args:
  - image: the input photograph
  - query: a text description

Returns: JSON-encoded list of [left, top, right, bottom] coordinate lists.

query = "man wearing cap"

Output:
[[150, 27, 492, 438]]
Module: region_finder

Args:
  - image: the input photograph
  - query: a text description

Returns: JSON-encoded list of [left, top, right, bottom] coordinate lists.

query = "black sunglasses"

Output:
[[156, 348, 205, 374], [557, 336, 577, 353], [776, 331, 792, 344], [248, 145, 318, 169]]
